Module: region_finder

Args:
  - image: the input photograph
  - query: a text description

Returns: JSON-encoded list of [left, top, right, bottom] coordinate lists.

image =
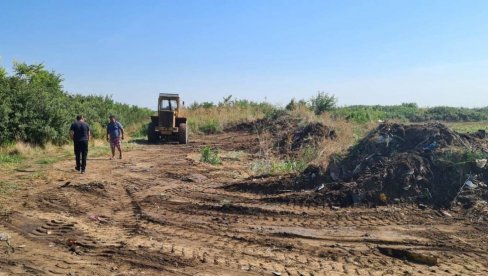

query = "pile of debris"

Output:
[[304, 123, 488, 208], [231, 111, 336, 155]]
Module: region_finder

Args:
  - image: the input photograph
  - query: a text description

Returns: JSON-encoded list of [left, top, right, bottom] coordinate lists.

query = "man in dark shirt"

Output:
[[69, 115, 91, 173]]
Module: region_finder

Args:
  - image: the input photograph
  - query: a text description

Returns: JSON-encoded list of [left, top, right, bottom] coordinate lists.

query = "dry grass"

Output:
[[0, 138, 139, 168], [186, 106, 270, 134], [288, 104, 318, 124], [1, 141, 69, 156], [1, 141, 34, 156], [247, 107, 378, 174], [312, 116, 376, 169]]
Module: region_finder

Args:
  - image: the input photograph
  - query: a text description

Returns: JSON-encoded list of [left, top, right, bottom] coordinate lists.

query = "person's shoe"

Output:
[[81, 170, 85, 174], [75, 166, 80, 171]]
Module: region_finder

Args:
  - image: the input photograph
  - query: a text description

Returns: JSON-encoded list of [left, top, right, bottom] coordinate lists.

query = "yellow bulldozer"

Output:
[[147, 93, 188, 144]]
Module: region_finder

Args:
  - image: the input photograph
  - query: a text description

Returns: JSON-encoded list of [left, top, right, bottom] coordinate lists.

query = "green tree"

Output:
[[310, 91, 337, 115]]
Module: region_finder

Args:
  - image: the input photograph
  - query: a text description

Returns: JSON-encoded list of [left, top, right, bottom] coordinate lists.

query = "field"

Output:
[[1, 122, 488, 275]]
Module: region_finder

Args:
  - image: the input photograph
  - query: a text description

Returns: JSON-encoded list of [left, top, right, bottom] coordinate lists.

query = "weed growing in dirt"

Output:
[[0, 181, 17, 196], [0, 152, 24, 164], [222, 151, 245, 161], [200, 146, 222, 165], [438, 148, 488, 167], [250, 146, 318, 176], [251, 159, 306, 175]]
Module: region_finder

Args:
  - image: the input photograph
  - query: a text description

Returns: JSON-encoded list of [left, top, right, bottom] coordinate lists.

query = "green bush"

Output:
[[251, 159, 307, 175], [310, 92, 337, 115], [199, 121, 222, 134], [200, 146, 222, 165], [132, 123, 149, 138], [0, 62, 153, 145]]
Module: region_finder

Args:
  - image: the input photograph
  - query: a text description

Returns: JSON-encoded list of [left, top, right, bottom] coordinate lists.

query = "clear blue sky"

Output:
[[1, 0, 488, 108]]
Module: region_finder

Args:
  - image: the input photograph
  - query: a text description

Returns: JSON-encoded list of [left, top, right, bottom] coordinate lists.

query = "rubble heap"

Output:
[[317, 123, 488, 207], [232, 112, 336, 155]]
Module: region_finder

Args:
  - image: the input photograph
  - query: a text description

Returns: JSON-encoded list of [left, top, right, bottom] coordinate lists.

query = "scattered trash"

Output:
[[331, 206, 340, 211], [476, 159, 487, 168], [88, 215, 109, 224], [378, 246, 438, 266], [0, 233, 14, 253], [418, 204, 428, 210], [451, 174, 484, 207], [273, 272, 282, 276], [440, 210, 452, 217], [60, 181, 71, 188], [314, 122, 488, 207], [67, 238, 79, 254], [378, 193, 388, 204], [423, 141, 438, 151], [0, 233, 10, 241], [315, 183, 325, 192], [465, 180, 477, 190]]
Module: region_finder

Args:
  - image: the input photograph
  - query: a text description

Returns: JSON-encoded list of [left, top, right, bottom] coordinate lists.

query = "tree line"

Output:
[[0, 63, 152, 145]]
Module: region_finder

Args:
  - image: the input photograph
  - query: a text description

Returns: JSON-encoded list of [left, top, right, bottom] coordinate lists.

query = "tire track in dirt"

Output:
[[108, 138, 488, 275]]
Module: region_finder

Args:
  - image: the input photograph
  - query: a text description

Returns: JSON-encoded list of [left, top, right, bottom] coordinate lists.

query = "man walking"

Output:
[[106, 115, 125, 159], [69, 115, 90, 173]]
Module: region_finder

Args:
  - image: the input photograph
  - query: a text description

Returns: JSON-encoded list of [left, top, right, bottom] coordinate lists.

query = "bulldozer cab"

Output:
[[160, 98, 178, 111], [158, 94, 180, 128]]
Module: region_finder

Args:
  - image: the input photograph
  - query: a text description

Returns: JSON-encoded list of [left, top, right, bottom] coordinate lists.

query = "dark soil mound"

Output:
[[230, 113, 336, 155], [281, 122, 336, 153], [305, 123, 488, 207]]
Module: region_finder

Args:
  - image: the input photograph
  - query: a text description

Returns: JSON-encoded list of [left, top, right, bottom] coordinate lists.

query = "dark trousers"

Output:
[[74, 140, 88, 170]]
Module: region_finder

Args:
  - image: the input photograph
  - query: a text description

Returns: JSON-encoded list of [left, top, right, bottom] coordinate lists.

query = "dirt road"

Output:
[[1, 131, 487, 275]]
